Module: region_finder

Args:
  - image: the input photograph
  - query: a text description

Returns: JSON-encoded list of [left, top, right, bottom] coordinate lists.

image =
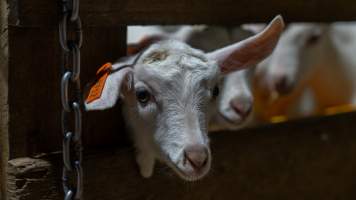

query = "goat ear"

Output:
[[241, 24, 267, 34], [85, 58, 135, 111], [207, 15, 284, 74]]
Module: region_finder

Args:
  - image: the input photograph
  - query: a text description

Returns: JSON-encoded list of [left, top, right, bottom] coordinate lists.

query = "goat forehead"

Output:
[[135, 40, 219, 87], [137, 65, 214, 100]]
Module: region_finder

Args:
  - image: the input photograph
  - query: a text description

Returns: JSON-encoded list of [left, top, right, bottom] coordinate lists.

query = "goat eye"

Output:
[[212, 85, 219, 97], [136, 88, 151, 104]]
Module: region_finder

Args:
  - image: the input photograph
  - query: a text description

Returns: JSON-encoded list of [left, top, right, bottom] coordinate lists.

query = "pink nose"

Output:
[[230, 98, 252, 119], [184, 145, 208, 171]]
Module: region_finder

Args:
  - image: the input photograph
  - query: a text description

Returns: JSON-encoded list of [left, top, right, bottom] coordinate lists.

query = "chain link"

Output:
[[59, 0, 83, 199]]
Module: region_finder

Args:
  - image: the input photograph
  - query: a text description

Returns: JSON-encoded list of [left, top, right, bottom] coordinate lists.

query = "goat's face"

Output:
[[85, 15, 284, 181], [210, 70, 254, 131], [255, 24, 325, 95], [129, 41, 218, 181]]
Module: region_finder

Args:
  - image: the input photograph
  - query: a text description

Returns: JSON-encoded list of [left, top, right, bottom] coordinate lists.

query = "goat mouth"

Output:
[[163, 156, 211, 182], [218, 111, 244, 125]]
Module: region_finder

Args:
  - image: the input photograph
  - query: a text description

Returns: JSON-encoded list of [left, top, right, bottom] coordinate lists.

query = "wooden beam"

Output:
[[7, 112, 356, 200], [9, 0, 356, 28], [0, 0, 9, 199]]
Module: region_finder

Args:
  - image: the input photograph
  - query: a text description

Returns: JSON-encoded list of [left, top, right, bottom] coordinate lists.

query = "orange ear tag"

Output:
[[86, 63, 112, 104]]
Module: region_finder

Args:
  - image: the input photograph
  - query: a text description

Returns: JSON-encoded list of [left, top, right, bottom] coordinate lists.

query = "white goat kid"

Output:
[[191, 27, 256, 131], [128, 25, 256, 131], [210, 69, 254, 131], [254, 23, 356, 119], [85, 16, 284, 181], [251, 24, 326, 119], [255, 24, 326, 96]]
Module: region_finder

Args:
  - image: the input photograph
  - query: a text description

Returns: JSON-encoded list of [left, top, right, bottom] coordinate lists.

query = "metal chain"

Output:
[[59, 0, 83, 199]]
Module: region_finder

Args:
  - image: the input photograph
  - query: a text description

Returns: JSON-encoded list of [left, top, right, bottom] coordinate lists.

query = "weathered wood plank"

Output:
[[8, 26, 128, 158], [8, 0, 356, 27], [7, 158, 58, 200], [0, 0, 9, 199], [7, 112, 356, 200]]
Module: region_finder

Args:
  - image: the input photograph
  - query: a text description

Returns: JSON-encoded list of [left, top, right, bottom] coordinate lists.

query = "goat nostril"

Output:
[[184, 145, 208, 170], [275, 76, 293, 95], [230, 100, 252, 119]]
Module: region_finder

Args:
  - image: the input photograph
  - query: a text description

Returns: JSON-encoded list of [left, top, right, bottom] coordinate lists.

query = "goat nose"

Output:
[[230, 99, 252, 119], [184, 145, 208, 170], [275, 75, 294, 95]]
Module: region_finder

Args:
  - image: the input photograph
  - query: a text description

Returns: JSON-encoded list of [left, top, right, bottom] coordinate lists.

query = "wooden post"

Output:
[[0, 0, 9, 199]]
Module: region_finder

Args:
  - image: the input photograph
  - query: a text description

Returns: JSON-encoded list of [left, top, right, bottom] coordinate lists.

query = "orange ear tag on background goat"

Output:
[[86, 62, 112, 104]]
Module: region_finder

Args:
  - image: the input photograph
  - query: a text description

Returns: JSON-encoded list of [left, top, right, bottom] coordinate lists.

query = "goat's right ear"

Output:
[[241, 24, 267, 34], [207, 15, 284, 74], [85, 62, 134, 111]]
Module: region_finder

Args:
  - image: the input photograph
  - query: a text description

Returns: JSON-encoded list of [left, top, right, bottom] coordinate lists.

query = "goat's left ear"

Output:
[[85, 58, 135, 111], [208, 15, 284, 74]]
